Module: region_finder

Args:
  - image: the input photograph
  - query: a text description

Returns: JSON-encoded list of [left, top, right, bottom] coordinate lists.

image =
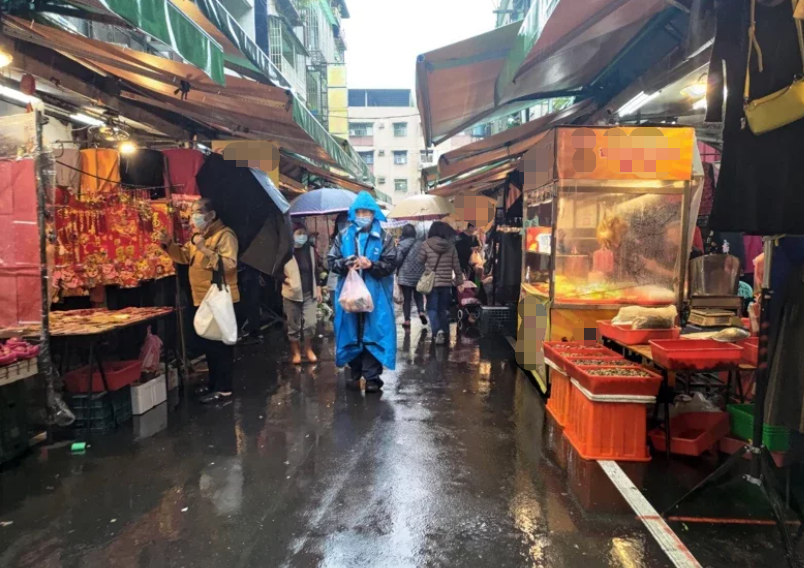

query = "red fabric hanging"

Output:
[[162, 148, 205, 196]]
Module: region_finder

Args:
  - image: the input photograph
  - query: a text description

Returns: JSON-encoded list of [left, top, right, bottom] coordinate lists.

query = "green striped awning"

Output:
[[95, 0, 225, 84]]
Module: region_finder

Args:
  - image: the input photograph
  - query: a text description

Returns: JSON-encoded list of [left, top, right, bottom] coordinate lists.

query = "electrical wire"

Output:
[[54, 159, 184, 192]]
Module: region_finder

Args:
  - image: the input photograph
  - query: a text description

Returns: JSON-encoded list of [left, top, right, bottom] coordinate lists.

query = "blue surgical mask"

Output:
[[355, 217, 373, 230], [294, 235, 308, 247], [192, 213, 210, 232]]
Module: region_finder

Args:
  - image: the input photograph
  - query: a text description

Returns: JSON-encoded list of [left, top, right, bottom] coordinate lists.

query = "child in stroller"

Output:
[[456, 281, 483, 330]]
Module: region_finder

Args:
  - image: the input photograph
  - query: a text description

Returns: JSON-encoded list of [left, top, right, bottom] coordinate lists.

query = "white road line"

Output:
[[598, 460, 702, 568]]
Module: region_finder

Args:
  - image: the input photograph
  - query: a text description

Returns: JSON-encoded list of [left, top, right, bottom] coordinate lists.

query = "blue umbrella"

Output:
[[289, 188, 357, 217]]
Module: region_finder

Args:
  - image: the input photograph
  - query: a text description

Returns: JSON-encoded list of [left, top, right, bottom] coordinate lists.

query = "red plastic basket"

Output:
[[567, 364, 663, 397], [598, 320, 680, 346], [543, 342, 615, 371], [739, 337, 759, 366], [649, 412, 730, 456], [64, 360, 142, 393], [649, 339, 743, 371], [546, 369, 571, 428], [564, 382, 651, 462]]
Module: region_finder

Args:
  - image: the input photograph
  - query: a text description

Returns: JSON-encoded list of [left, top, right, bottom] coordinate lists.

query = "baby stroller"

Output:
[[456, 281, 483, 330]]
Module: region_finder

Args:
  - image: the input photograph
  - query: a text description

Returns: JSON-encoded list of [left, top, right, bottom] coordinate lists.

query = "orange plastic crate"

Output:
[[564, 382, 651, 462], [546, 369, 571, 427]]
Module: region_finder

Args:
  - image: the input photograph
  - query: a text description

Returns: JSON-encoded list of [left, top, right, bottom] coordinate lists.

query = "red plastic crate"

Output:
[[649, 412, 730, 456], [543, 342, 615, 371], [546, 369, 571, 427], [739, 337, 759, 366], [649, 339, 743, 371], [598, 320, 680, 346], [64, 360, 142, 393], [567, 364, 663, 397], [564, 382, 651, 462]]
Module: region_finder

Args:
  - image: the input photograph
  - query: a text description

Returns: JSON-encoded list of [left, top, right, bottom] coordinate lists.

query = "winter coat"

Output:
[[396, 237, 426, 288], [166, 219, 239, 306], [328, 192, 397, 370], [417, 237, 463, 289], [282, 245, 320, 302]]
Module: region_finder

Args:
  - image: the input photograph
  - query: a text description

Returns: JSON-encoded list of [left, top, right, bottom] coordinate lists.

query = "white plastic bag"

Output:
[[194, 283, 238, 345], [393, 278, 404, 305], [339, 269, 374, 313]]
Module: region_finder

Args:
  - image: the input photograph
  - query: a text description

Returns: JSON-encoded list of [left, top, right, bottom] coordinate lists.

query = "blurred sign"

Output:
[[211, 140, 280, 186]]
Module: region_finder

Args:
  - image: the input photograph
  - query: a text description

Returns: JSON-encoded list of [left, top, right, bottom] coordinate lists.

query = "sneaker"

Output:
[[435, 331, 446, 345], [365, 378, 384, 393], [419, 314, 428, 325]]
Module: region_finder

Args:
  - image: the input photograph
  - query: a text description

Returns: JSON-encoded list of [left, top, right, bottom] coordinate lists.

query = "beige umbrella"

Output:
[[388, 194, 455, 221]]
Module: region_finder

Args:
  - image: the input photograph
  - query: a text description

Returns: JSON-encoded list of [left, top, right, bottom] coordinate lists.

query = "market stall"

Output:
[[516, 125, 700, 394]]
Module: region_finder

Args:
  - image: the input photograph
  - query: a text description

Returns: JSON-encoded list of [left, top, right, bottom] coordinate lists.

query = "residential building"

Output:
[[348, 89, 473, 204], [494, 0, 533, 27]]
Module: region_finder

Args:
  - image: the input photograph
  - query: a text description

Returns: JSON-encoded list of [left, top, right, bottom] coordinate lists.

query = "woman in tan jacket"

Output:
[[161, 198, 239, 404], [282, 223, 322, 364]]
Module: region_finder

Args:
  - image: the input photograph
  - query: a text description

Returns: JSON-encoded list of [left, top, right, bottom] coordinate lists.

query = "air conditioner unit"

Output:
[[378, 177, 386, 184], [378, 150, 386, 157], [378, 123, 386, 129]]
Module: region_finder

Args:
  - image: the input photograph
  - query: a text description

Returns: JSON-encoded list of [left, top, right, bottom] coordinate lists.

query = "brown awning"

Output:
[[424, 100, 596, 189], [280, 153, 374, 194], [430, 160, 519, 197]]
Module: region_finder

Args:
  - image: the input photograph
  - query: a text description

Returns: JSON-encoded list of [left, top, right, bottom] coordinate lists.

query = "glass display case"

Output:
[[516, 125, 699, 394], [522, 179, 688, 308]]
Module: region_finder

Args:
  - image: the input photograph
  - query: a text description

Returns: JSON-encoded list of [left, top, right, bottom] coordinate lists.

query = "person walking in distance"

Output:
[[282, 223, 322, 364], [418, 221, 463, 345], [328, 192, 397, 393], [395, 224, 428, 330], [161, 198, 239, 404]]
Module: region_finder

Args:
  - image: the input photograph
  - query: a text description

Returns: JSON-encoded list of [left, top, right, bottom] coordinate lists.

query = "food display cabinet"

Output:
[[515, 126, 699, 393]]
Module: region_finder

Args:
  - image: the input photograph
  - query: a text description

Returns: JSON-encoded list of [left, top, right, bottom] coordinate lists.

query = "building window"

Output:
[[420, 149, 434, 164], [393, 122, 408, 137], [394, 179, 408, 192], [378, 177, 386, 184], [393, 151, 408, 165], [358, 151, 374, 165], [349, 122, 373, 137]]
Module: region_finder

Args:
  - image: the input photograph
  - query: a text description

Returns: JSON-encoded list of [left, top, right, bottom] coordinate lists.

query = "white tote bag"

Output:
[[194, 257, 238, 345]]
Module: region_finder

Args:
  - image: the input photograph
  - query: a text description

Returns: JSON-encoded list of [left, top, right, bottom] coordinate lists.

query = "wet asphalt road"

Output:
[[0, 320, 800, 567]]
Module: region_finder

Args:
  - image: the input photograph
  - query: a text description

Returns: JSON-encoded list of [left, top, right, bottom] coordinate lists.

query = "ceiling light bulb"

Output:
[[118, 141, 137, 155], [0, 85, 40, 105], [617, 91, 659, 117], [0, 51, 12, 69]]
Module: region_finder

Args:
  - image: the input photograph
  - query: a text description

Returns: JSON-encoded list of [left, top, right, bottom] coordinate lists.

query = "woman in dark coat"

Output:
[[417, 221, 464, 345], [395, 224, 427, 329]]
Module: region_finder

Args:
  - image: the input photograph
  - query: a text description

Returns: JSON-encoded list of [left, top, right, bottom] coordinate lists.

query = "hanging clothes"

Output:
[[54, 148, 81, 189], [162, 148, 205, 196], [120, 149, 166, 199], [78, 149, 121, 203], [706, 0, 804, 234]]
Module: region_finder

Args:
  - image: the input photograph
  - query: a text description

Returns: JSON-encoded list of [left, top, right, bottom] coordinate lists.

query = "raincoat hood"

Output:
[[426, 236, 453, 255], [348, 191, 387, 222]]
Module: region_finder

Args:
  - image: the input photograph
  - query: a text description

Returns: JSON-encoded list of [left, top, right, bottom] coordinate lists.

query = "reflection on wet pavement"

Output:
[[0, 322, 794, 567]]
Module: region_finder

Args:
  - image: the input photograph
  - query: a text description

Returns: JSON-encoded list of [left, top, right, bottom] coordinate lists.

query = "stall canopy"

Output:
[[424, 99, 597, 189], [2, 17, 372, 183], [417, 0, 689, 147], [60, 0, 226, 85]]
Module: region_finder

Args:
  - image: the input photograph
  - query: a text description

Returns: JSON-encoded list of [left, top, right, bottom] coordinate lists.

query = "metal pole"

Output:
[[34, 110, 56, 414], [676, 182, 692, 311], [750, 236, 777, 480]]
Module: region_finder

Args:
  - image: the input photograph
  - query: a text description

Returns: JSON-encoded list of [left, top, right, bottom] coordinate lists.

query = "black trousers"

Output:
[[200, 338, 234, 393], [348, 349, 383, 382], [401, 285, 424, 321]]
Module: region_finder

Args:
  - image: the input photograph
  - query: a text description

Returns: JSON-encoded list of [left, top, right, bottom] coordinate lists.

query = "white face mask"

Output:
[[192, 212, 211, 232]]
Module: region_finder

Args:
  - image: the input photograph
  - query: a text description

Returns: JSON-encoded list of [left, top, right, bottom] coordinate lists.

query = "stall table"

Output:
[[602, 336, 756, 457], [48, 308, 175, 436]]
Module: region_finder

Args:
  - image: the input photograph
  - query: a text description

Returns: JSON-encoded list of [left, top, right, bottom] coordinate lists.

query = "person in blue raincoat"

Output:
[[328, 192, 397, 393]]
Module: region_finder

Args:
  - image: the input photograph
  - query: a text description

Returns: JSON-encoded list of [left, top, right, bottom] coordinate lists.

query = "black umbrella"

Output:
[[197, 153, 292, 276]]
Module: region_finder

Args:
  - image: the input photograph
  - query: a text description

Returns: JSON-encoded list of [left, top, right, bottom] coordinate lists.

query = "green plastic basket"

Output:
[[727, 404, 791, 452]]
